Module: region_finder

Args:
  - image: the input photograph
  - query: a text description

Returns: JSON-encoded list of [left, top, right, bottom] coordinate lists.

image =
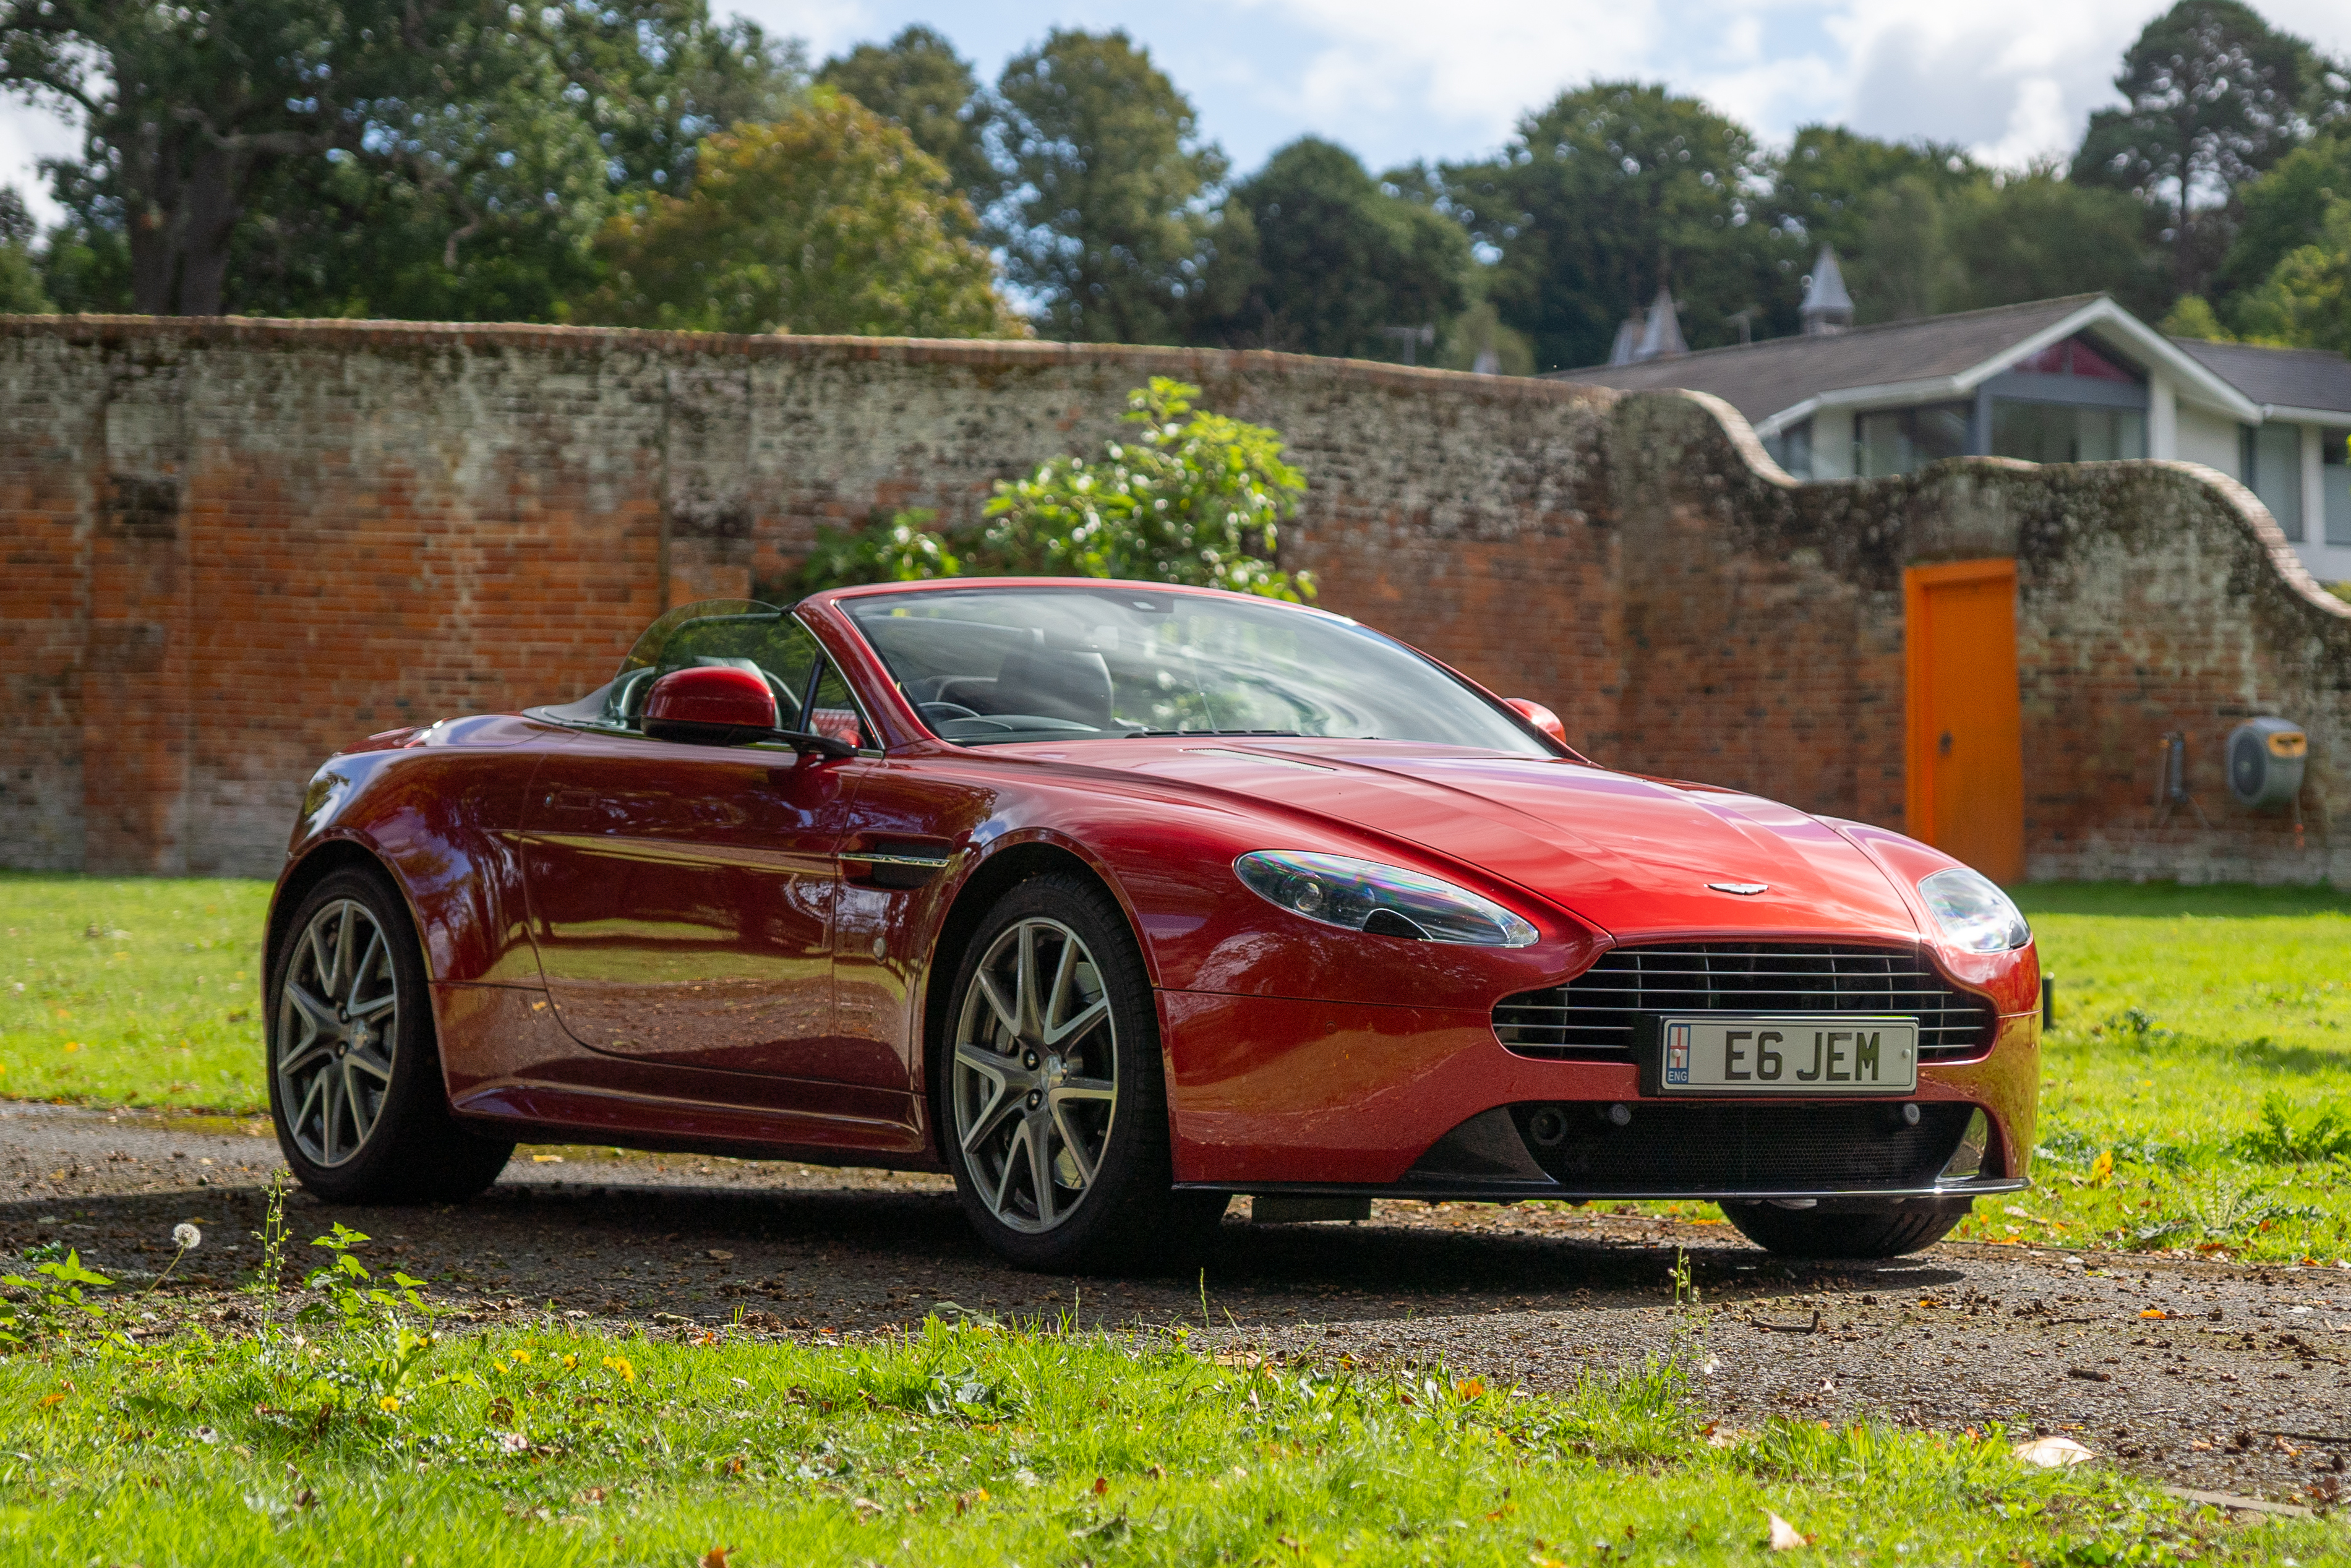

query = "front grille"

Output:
[[1494, 943, 1994, 1062], [1508, 1100, 1977, 1192]]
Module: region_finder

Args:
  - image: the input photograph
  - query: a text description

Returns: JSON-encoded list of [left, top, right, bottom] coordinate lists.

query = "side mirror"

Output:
[[1504, 698, 1568, 745], [643, 666, 777, 745]]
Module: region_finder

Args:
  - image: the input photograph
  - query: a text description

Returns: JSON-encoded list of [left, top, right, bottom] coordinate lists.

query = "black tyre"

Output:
[[935, 872, 1226, 1272], [1720, 1196, 1971, 1259], [265, 867, 515, 1204]]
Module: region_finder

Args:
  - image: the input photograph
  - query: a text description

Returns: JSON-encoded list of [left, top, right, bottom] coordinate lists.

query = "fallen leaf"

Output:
[[700, 1549, 731, 1568], [1765, 1510, 1809, 1550], [2139, 1308, 2167, 1319], [1454, 1377, 1487, 1400], [530, 1154, 564, 1164], [1092, 1476, 1108, 1495], [2013, 1436, 2096, 1468], [706, 1249, 734, 1261]]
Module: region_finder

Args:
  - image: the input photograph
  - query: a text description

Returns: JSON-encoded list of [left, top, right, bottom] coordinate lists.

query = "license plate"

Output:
[[1642, 1016, 1919, 1095]]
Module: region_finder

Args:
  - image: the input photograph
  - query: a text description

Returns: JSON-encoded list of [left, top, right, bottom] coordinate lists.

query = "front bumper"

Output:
[[1159, 989, 2039, 1194]]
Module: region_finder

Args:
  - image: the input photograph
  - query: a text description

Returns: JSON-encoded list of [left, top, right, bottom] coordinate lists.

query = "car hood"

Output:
[[1071, 742, 1924, 944]]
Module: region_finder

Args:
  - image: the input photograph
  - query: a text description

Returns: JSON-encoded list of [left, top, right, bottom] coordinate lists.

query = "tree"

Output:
[[2072, 0, 2331, 294], [0, 0, 484, 314], [1447, 82, 1784, 371], [817, 26, 996, 210], [2210, 125, 2351, 309], [1765, 125, 1980, 260], [4, 0, 802, 320], [1188, 137, 1468, 359], [991, 28, 1227, 344], [802, 378, 1310, 601], [2232, 195, 2351, 351], [0, 186, 47, 311], [576, 88, 1020, 338], [1870, 168, 2172, 322]]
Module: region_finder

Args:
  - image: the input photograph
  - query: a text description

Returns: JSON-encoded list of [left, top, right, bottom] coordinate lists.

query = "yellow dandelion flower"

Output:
[[602, 1355, 635, 1384], [380, 1395, 400, 1413]]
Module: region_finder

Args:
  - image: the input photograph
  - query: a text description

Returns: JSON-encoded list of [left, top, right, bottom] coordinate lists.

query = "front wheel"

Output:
[[1720, 1196, 1972, 1259], [937, 873, 1224, 1272], [266, 867, 515, 1204]]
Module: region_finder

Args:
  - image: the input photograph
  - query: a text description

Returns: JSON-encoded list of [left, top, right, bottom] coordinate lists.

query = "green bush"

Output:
[[795, 377, 1311, 600]]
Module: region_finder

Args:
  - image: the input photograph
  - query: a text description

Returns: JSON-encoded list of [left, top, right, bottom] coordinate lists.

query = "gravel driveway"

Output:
[[6, 1099, 2347, 1512]]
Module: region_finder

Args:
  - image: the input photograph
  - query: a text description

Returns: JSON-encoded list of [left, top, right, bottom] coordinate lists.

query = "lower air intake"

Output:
[[1510, 1100, 1979, 1193]]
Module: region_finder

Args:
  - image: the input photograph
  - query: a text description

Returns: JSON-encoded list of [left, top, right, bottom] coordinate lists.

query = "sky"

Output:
[[6, 0, 2351, 226]]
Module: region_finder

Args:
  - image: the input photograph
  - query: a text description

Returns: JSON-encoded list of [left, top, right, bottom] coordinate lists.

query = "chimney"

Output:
[[1800, 245, 1854, 335]]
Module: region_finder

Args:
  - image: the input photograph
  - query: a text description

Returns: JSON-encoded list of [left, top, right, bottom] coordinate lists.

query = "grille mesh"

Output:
[[1507, 1100, 1977, 1192], [1494, 943, 1994, 1063]]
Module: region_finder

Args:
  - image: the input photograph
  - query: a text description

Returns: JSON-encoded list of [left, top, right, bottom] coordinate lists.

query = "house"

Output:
[[1557, 248, 2351, 581]]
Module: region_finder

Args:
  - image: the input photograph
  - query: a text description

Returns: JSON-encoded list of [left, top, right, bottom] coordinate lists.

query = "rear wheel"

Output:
[[938, 873, 1225, 1272], [1720, 1197, 1971, 1259], [266, 867, 515, 1204]]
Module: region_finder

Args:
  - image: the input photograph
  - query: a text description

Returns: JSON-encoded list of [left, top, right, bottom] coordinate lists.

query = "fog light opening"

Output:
[[1527, 1107, 1569, 1147], [1605, 1102, 1632, 1128], [1938, 1107, 1991, 1182]]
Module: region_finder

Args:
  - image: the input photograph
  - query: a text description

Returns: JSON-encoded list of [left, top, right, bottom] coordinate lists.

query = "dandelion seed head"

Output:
[[173, 1222, 201, 1250]]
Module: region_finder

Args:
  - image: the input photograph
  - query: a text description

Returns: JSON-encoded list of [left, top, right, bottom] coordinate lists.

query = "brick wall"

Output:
[[2, 315, 2345, 885]]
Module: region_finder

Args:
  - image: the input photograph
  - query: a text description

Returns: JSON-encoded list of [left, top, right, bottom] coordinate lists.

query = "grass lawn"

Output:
[[0, 1288, 2313, 1567], [0, 872, 268, 1112], [6, 873, 2351, 1261]]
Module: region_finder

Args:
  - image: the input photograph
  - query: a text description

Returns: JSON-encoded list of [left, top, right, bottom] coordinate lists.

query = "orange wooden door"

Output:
[[1904, 560, 2024, 884]]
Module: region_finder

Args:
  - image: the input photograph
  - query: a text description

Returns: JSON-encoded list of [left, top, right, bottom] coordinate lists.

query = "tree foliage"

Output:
[[2072, 0, 2343, 294], [816, 26, 996, 211], [1186, 137, 1467, 359], [991, 29, 1226, 345], [576, 88, 1020, 337], [2231, 195, 2351, 352], [0, 186, 48, 312], [802, 379, 1309, 601], [1447, 83, 1783, 371]]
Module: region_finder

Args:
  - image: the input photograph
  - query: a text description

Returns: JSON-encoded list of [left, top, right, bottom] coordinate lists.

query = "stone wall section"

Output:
[[1, 315, 2345, 885]]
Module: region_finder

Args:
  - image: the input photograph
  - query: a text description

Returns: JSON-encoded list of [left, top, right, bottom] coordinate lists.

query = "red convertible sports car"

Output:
[[266, 579, 2038, 1270]]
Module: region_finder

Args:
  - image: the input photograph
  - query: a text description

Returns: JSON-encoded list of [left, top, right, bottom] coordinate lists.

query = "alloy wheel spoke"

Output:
[[1045, 995, 1109, 1050], [346, 924, 385, 1007], [332, 904, 358, 995], [320, 1067, 343, 1165], [279, 1036, 336, 1077], [1047, 1100, 1098, 1188], [348, 988, 396, 1021], [283, 979, 338, 1035], [290, 1068, 326, 1136], [990, 1118, 1026, 1218], [345, 1043, 395, 1084], [1026, 1111, 1058, 1227], [1054, 1076, 1115, 1102], [1016, 924, 1044, 1039], [974, 972, 1022, 1042], [1044, 938, 1077, 1038]]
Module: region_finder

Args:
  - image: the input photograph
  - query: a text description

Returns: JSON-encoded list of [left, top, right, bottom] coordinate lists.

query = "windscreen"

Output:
[[843, 587, 1552, 753]]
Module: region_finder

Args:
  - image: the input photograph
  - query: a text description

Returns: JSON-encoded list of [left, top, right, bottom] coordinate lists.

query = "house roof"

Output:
[[1554, 296, 2099, 424], [2169, 337, 2351, 421], [1553, 293, 2263, 431]]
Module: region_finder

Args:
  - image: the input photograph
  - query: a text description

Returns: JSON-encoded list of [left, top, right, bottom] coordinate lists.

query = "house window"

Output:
[[1990, 403, 2148, 465], [2324, 429, 2350, 548], [1856, 404, 1968, 478], [2241, 424, 2304, 542], [1766, 420, 1814, 479]]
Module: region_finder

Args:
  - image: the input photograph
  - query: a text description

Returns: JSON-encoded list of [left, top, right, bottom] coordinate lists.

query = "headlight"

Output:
[[1918, 867, 2030, 953], [1234, 850, 1538, 947]]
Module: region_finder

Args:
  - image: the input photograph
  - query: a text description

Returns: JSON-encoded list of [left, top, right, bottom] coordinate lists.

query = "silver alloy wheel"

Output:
[[951, 917, 1120, 1233], [275, 899, 400, 1168]]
